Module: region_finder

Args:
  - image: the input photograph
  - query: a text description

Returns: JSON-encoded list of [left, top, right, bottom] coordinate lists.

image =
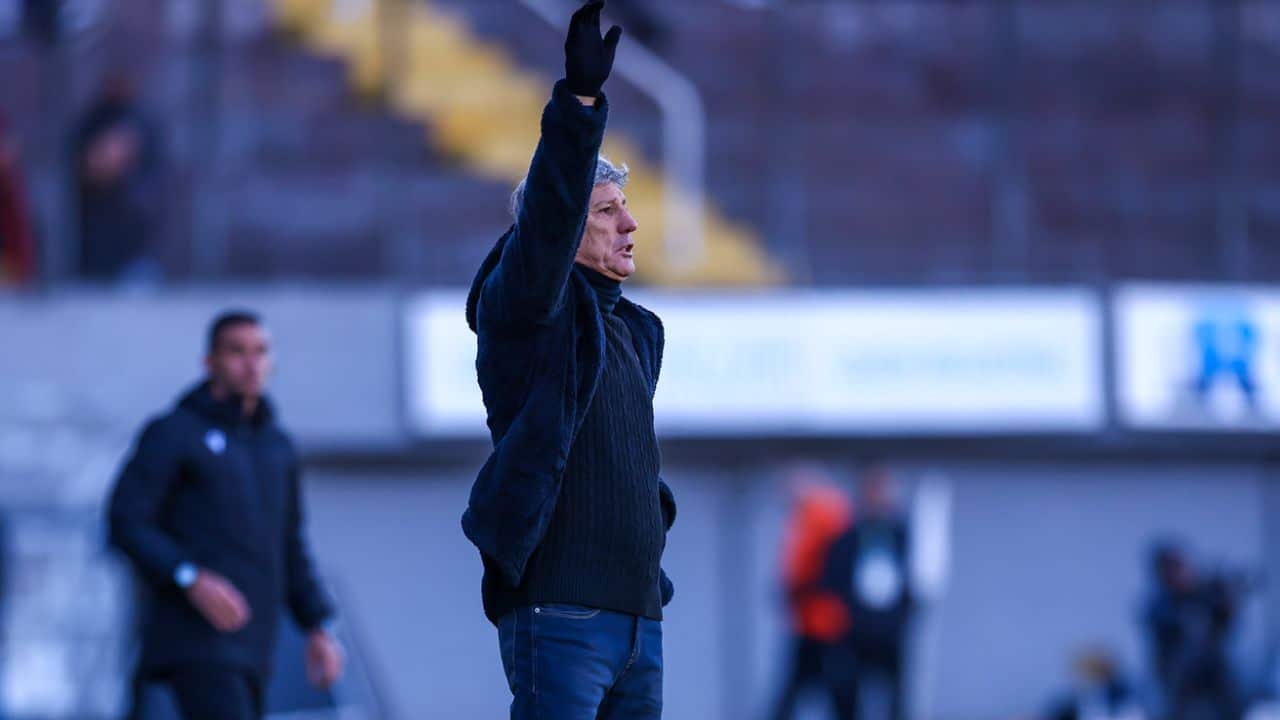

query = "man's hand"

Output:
[[305, 629, 345, 690], [186, 569, 252, 633], [565, 1, 622, 99]]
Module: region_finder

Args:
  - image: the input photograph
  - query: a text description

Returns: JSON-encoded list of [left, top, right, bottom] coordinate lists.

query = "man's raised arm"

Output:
[[478, 1, 622, 328]]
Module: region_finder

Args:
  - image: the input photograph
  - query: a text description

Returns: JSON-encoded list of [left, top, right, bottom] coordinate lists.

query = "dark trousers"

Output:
[[1167, 655, 1241, 720], [498, 603, 663, 720], [130, 665, 264, 720], [846, 643, 905, 720], [771, 636, 852, 720]]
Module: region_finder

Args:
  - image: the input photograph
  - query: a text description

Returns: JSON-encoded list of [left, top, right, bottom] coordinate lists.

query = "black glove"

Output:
[[564, 1, 622, 98]]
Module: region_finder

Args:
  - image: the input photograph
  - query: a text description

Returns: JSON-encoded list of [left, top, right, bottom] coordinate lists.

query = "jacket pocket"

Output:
[[534, 603, 600, 620]]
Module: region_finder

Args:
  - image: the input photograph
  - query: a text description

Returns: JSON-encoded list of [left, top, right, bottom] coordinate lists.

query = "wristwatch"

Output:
[[174, 562, 199, 589]]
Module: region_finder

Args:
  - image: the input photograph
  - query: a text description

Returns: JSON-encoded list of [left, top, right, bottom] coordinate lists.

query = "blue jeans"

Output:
[[497, 604, 663, 719]]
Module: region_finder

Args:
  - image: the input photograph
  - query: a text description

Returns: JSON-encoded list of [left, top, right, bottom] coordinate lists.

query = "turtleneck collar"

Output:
[[577, 264, 623, 314]]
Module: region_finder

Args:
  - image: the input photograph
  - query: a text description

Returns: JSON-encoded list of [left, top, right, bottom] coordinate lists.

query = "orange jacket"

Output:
[[781, 487, 853, 641]]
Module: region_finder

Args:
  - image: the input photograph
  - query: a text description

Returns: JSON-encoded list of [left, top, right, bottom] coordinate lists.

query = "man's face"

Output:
[[205, 322, 273, 398], [861, 469, 898, 517], [575, 183, 638, 281], [1162, 555, 1196, 592]]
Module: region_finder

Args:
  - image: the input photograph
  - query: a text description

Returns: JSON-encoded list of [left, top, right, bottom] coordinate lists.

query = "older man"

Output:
[[462, 2, 676, 718]]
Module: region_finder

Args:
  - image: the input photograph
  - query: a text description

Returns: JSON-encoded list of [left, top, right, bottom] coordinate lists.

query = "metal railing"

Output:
[[515, 0, 709, 272]]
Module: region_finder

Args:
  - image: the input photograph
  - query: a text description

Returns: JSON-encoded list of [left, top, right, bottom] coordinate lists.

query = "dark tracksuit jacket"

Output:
[[463, 80, 676, 624], [823, 516, 914, 656], [108, 382, 334, 678]]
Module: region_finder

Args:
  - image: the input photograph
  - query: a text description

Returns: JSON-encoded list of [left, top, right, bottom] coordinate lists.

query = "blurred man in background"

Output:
[[0, 113, 35, 287], [770, 466, 855, 720], [823, 465, 915, 720], [72, 72, 163, 285], [1143, 542, 1247, 720], [463, 3, 676, 718], [108, 310, 343, 720]]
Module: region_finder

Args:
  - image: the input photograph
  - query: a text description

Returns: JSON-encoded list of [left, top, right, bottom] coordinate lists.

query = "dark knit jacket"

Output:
[[822, 516, 914, 651], [463, 80, 676, 624], [485, 268, 667, 621]]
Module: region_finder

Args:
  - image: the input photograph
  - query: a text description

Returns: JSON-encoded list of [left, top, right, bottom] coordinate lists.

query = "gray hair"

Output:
[[509, 155, 629, 219]]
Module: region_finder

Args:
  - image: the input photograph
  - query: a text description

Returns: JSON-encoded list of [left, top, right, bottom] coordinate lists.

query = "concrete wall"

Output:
[[303, 459, 1273, 720]]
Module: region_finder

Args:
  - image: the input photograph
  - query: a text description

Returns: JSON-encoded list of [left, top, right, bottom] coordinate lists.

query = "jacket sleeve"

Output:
[[478, 80, 608, 330], [107, 419, 190, 587], [285, 457, 335, 631]]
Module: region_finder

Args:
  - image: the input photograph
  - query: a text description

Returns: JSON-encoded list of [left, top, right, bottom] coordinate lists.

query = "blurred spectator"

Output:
[[71, 73, 164, 286], [770, 465, 854, 720], [1143, 542, 1247, 720], [822, 465, 915, 720], [1043, 649, 1145, 720], [0, 114, 36, 286]]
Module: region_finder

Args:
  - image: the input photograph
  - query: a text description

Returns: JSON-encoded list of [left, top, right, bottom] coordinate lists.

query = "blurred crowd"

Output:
[[770, 464, 916, 720], [1040, 541, 1258, 720], [768, 467, 1264, 720]]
